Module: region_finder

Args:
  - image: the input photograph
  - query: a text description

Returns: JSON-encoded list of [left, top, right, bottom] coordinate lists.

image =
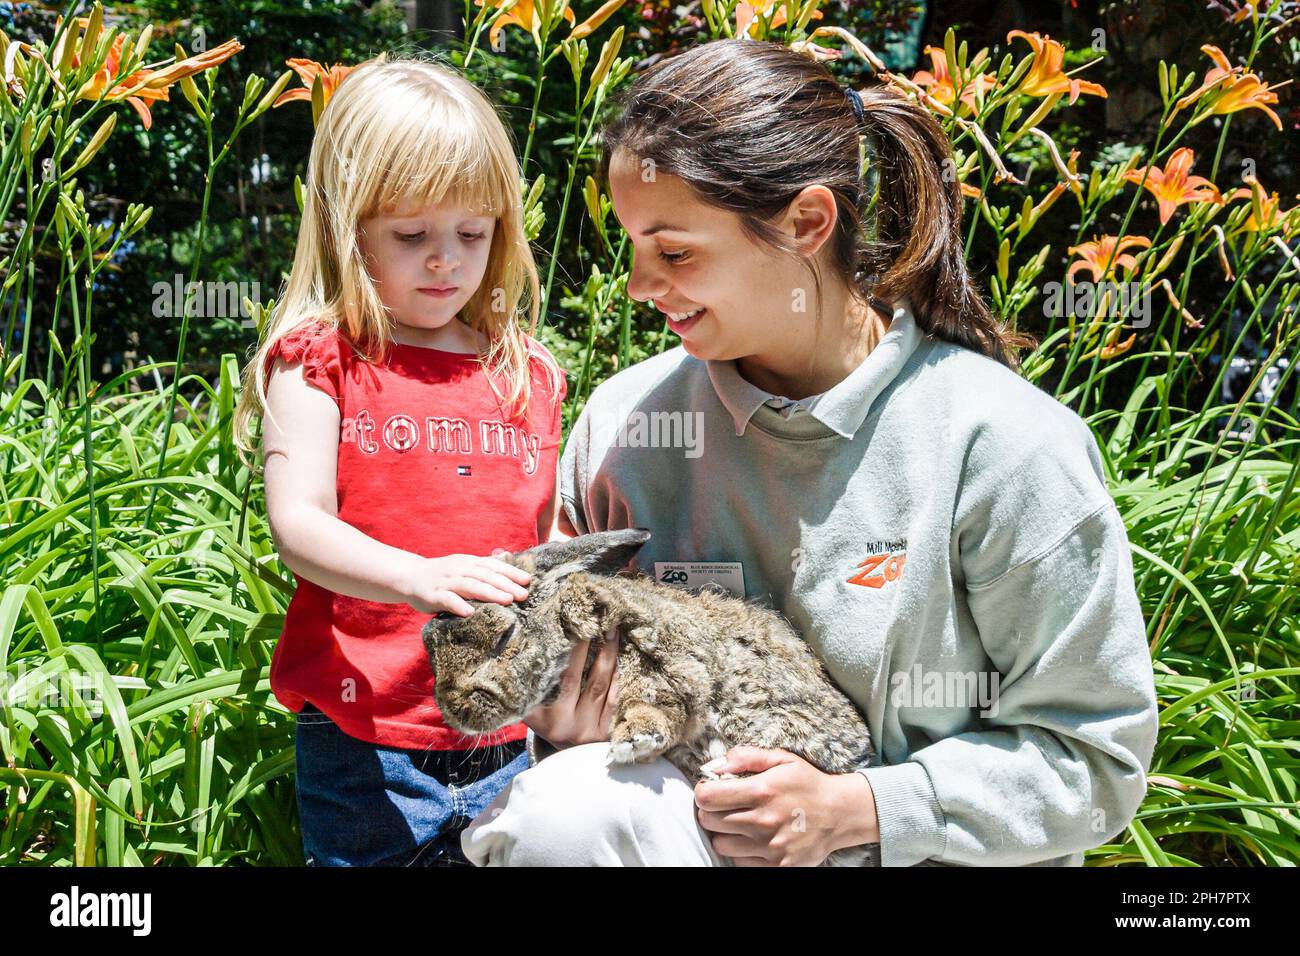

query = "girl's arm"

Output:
[[262, 356, 531, 616]]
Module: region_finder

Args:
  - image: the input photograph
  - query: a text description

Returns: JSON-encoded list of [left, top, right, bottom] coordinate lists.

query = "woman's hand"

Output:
[[694, 747, 879, 866], [522, 627, 619, 748], [404, 553, 532, 616]]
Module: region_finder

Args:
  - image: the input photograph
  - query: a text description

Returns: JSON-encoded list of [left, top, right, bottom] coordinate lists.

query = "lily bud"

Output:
[[67, 113, 116, 175]]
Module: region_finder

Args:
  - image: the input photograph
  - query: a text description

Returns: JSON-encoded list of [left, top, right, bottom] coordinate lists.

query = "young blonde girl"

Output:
[[232, 54, 568, 867]]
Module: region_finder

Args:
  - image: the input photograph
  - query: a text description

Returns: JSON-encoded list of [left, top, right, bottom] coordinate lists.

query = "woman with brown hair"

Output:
[[463, 38, 1159, 867]]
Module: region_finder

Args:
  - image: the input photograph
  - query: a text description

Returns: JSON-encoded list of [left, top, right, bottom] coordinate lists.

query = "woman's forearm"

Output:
[[831, 772, 881, 850]]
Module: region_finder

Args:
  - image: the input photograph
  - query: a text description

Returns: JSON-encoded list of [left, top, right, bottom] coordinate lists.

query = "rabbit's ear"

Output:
[[515, 528, 651, 580]]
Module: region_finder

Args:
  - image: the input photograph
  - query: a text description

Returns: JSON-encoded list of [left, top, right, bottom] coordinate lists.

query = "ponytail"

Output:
[[853, 85, 1033, 369]]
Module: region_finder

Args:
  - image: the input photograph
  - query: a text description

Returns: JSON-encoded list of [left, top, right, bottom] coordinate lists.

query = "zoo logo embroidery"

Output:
[[847, 545, 907, 589]]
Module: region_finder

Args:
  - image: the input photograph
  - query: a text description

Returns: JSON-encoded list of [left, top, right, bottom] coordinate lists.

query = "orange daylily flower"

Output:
[[128, 39, 243, 92], [1209, 73, 1285, 130], [1226, 176, 1290, 234], [1223, 0, 1261, 23], [736, 1, 823, 38], [1089, 325, 1138, 361], [1025, 181, 1068, 231], [474, 0, 575, 48], [1175, 45, 1284, 131], [1007, 30, 1107, 104], [1064, 147, 1085, 200], [273, 58, 356, 110], [1067, 235, 1152, 282], [912, 46, 997, 114], [70, 34, 168, 128], [473, 0, 625, 45], [1123, 147, 1223, 224], [54, 17, 242, 129], [960, 182, 982, 199], [571, 0, 626, 40], [1175, 44, 1236, 107]]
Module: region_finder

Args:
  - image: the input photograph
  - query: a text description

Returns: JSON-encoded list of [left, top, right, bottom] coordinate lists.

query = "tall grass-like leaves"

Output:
[[2, 6, 298, 866], [1, 1, 1296, 865]]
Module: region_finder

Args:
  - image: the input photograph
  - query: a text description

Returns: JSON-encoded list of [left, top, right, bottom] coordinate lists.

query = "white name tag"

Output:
[[653, 561, 745, 598]]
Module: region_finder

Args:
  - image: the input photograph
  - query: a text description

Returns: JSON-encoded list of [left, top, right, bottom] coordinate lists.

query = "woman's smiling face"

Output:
[[607, 147, 818, 364]]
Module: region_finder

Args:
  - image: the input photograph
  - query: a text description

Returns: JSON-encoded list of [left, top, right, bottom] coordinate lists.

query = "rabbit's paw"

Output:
[[608, 703, 674, 764], [697, 739, 739, 782], [697, 765, 740, 783], [607, 731, 668, 765]]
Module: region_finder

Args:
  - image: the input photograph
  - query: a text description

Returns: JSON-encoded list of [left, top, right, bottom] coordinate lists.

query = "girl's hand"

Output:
[[522, 628, 619, 748], [405, 554, 532, 616], [694, 747, 879, 866]]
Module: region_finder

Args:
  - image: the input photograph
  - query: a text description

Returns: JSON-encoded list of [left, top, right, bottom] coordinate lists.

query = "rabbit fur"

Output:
[[421, 528, 879, 866]]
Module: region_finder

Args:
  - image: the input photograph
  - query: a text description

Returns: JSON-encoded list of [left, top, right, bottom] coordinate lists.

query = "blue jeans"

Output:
[[293, 702, 529, 866]]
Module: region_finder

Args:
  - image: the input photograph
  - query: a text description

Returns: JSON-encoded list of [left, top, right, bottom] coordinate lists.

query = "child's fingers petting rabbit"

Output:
[[406, 554, 532, 616]]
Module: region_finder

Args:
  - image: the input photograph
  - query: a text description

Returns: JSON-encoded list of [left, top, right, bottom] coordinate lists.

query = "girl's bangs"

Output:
[[365, 111, 504, 220]]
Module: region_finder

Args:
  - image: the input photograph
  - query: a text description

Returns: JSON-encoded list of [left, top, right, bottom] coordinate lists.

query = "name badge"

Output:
[[653, 561, 745, 598]]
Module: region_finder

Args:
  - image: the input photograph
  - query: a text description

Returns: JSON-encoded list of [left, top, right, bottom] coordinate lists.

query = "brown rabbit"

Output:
[[421, 528, 879, 866]]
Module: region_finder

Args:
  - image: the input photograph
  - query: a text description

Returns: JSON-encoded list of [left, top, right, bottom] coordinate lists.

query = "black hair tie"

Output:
[[845, 86, 865, 126]]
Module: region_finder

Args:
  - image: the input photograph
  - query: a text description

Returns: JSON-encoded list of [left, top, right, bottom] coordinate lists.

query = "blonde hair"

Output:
[[233, 52, 549, 470]]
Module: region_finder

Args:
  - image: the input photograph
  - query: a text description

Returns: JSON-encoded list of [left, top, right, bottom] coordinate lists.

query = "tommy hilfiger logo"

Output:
[[847, 539, 908, 589]]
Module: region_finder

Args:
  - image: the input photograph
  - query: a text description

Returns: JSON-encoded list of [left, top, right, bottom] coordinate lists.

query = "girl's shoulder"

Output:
[[916, 339, 1115, 546], [263, 317, 353, 401], [265, 317, 351, 362], [582, 344, 696, 412], [522, 331, 562, 372], [521, 332, 569, 400]]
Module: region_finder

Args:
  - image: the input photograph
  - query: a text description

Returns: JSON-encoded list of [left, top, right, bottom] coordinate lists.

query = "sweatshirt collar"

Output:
[[706, 300, 923, 439]]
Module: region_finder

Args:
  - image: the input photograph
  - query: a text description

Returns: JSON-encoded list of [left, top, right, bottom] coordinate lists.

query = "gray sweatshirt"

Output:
[[555, 300, 1159, 867]]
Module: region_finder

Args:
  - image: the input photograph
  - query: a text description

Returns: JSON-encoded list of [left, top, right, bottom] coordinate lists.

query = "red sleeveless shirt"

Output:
[[263, 318, 566, 750]]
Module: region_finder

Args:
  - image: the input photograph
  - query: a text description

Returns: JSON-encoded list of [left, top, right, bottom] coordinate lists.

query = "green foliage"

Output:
[[1, 0, 1296, 866], [2, 360, 298, 865], [3, 0, 409, 382]]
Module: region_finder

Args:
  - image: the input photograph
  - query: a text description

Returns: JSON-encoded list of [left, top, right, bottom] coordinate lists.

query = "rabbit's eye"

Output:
[[492, 621, 518, 655]]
